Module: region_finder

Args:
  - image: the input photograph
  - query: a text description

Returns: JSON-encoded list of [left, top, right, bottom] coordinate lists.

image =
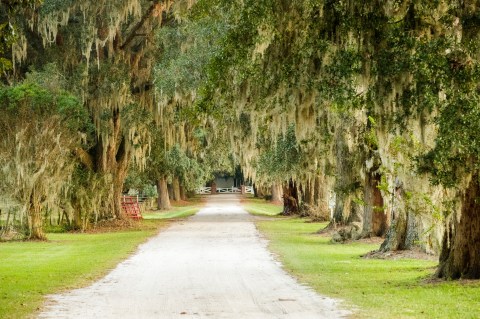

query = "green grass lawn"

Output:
[[142, 204, 202, 220], [247, 199, 480, 318], [242, 197, 283, 216], [0, 201, 202, 319], [0, 230, 159, 319]]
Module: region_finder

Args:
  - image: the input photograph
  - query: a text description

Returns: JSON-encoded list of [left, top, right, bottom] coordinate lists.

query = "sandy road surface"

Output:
[[38, 195, 349, 319]]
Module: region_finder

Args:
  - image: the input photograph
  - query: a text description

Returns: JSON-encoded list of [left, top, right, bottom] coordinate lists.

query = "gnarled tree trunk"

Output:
[[282, 179, 299, 215], [157, 176, 171, 210], [94, 110, 130, 219], [437, 176, 480, 279], [379, 182, 418, 252], [363, 172, 388, 237]]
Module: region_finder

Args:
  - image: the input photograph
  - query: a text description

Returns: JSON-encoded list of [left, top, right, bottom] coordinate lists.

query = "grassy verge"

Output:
[[0, 200, 202, 319], [142, 203, 202, 220], [0, 230, 158, 319], [254, 216, 480, 318], [242, 197, 283, 217]]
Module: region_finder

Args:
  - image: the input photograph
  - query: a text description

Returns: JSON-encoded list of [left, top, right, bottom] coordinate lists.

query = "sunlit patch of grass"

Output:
[[256, 218, 480, 319]]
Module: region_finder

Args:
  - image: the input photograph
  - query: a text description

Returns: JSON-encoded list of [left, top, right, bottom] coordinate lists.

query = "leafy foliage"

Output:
[[254, 125, 301, 185]]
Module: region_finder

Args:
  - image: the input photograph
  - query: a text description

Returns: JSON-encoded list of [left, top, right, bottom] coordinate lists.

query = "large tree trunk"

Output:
[[157, 176, 171, 210], [380, 211, 417, 251], [94, 110, 130, 219], [168, 183, 174, 200], [72, 204, 83, 231], [437, 176, 480, 279], [303, 179, 314, 205], [312, 175, 330, 221], [28, 189, 46, 240], [282, 179, 299, 215], [271, 183, 283, 203], [253, 183, 264, 198], [112, 146, 130, 219], [379, 181, 418, 252], [362, 172, 388, 237], [172, 177, 181, 201], [331, 129, 360, 226]]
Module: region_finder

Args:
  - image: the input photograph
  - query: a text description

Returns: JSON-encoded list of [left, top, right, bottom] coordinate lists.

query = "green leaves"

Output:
[[0, 65, 90, 134], [422, 93, 480, 186], [255, 125, 300, 183]]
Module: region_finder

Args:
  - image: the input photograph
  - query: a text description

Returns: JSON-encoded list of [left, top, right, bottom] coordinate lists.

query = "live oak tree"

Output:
[[3, 0, 197, 221], [0, 66, 90, 239], [0, 0, 201, 236]]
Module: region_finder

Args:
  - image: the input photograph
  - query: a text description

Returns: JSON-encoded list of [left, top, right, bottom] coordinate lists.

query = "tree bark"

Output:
[[180, 184, 187, 201], [377, 179, 418, 252], [311, 175, 330, 221], [112, 145, 130, 219], [271, 183, 283, 203], [168, 183, 174, 200], [172, 177, 181, 201], [156, 176, 171, 210], [28, 189, 46, 240], [72, 204, 83, 231], [94, 110, 131, 219], [363, 172, 388, 237], [253, 183, 263, 198], [303, 179, 314, 205], [282, 179, 299, 215], [330, 129, 360, 226], [437, 176, 480, 279]]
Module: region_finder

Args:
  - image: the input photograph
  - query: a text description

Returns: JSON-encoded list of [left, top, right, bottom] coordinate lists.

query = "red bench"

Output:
[[121, 196, 142, 220]]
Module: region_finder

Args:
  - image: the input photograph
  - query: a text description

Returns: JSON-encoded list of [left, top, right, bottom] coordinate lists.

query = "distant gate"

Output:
[[196, 186, 254, 195]]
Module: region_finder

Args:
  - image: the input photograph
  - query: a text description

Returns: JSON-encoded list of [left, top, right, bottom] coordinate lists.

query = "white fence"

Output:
[[195, 186, 254, 195], [217, 187, 241, 193], [196, 187, 212, 194]]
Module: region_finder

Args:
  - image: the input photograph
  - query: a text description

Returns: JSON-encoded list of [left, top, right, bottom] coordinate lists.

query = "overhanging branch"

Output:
[[120, 1, 162, 50]]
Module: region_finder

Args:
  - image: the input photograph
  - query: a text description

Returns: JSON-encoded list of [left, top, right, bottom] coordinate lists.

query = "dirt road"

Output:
[[38, 195, 349, 319]]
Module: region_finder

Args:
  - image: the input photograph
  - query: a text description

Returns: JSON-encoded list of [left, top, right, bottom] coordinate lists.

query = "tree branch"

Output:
[[120, 1, 161, 50]]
